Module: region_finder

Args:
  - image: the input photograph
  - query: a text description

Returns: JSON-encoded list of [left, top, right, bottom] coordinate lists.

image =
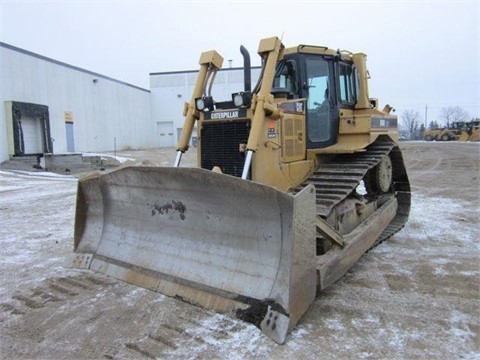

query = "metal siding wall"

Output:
[[150, 68, 261, 147], [1, 45, 153, 162], [0, 48, 7, 162]]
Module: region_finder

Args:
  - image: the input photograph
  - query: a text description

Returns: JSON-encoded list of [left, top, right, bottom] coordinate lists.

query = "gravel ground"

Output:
[[0, 141, 479, 359]]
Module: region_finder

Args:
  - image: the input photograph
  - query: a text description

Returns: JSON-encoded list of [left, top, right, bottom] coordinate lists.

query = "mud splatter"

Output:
[[151, 200, 186, 220]]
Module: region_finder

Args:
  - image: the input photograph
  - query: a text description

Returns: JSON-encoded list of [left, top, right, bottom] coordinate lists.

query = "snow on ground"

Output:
[[0, 142, 479, 359], [0, 171, 77, 299], [82, 152, 135, 164]]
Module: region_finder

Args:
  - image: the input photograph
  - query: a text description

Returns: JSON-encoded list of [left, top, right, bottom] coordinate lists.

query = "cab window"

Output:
[[306, 58, 329, 110], [306, 57, 330, 143], [338, 62, 357, 105], [273, 60, 298, 94]]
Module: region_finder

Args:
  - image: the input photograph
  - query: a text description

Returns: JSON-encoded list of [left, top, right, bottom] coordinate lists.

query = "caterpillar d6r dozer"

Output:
[[66, 37, 411, 344]]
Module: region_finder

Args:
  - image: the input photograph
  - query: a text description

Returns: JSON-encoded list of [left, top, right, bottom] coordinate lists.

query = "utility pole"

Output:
[[425, 105, 428, 128]]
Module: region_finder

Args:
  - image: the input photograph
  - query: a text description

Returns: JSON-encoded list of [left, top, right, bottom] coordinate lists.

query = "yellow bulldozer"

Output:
[[67, 37, 411, 344]]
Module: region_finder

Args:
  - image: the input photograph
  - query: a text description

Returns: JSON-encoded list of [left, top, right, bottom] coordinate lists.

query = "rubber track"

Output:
[[295, 139, 411, 244]]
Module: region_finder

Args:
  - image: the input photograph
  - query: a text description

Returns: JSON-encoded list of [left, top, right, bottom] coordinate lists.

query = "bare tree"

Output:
[[401, 109, 421, 139], [439, 106, 470, 127], [428, 120, 440, 129]]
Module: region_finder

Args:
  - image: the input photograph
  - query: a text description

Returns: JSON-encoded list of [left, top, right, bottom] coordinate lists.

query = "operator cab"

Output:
[[273, 50, 359, 149]]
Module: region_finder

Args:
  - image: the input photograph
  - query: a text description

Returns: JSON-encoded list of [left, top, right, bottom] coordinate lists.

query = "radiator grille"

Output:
[[200, 121, 250, 177]]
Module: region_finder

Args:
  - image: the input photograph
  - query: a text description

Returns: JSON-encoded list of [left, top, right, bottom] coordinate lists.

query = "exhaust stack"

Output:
[[240, 45, 251, 92]]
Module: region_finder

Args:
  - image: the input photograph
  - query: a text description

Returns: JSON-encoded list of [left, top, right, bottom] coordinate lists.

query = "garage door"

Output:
[[157, 122, 174, 147], [22, 116, 44, 154]]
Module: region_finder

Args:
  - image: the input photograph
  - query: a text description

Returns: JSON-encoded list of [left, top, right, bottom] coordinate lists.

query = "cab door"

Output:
[[304, 57, 339, 149]]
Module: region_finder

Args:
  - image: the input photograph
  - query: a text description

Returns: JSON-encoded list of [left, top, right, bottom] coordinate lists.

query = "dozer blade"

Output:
[[66, 166, 317, 344]]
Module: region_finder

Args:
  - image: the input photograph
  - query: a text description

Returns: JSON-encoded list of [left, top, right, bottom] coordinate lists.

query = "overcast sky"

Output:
[[1, 0, 478, 124]]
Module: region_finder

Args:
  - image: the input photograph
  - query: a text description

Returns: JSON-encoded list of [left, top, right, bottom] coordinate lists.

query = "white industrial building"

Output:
[[0, 42, 258, 164], [149, 67, 261, 148], [0, 42, 153, 164]]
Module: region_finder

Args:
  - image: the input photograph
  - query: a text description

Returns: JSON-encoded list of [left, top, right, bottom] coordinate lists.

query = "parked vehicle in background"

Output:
[[424, 120, 479, 141]]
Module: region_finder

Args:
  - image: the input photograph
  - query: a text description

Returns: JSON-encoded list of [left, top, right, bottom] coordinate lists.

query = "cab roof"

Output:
[[283, 45, 355, 61]]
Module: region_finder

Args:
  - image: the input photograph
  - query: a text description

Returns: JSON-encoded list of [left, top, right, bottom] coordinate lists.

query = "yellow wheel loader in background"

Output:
[[67, 37, 411, 344], [468, 120, 480, 141], [424, 120, 479, 142]]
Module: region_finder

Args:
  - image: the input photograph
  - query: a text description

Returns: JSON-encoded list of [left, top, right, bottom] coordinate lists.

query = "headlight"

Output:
[[195, 97, 214, 111], [233, 94, 244, 107], [195, 98, 205, 111], [231, 92, 252, 108]]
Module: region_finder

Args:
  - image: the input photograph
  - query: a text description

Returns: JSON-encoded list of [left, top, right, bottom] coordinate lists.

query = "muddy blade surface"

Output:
[[67, 166, 316, 344]]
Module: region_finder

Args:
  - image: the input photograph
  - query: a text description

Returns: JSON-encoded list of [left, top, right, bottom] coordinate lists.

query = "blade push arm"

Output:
[[242, 37, 284, 178], [175, 50, 223, 166]]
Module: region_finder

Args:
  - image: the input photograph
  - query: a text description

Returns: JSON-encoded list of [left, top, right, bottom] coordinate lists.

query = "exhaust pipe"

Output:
[[240, 45, 251, 92]]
